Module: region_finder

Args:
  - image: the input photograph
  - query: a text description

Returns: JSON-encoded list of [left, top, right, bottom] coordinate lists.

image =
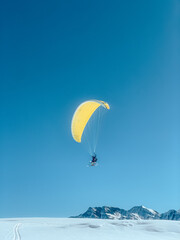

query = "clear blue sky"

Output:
[[0, 0, 180, 218]]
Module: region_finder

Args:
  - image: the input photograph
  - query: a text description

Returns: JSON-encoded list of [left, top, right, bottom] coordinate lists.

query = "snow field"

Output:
[[0, 218, 180, 240]]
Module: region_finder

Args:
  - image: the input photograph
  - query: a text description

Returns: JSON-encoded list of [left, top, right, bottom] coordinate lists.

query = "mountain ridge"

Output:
[[71, 205, 180, 221]]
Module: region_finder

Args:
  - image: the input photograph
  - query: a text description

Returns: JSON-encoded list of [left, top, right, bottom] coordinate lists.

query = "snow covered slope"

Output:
[[0, 218, 180, 240]]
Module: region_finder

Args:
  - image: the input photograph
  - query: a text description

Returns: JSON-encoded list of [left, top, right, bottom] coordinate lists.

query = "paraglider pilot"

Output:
[[91, 153, 97, 166]]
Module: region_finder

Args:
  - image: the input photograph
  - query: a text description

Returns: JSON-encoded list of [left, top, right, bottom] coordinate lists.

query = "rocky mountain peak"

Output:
[[71, 206, 180, 221]]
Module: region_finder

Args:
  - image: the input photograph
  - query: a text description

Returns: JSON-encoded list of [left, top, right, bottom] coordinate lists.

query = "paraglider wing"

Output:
[[71, 100, 110, 143]]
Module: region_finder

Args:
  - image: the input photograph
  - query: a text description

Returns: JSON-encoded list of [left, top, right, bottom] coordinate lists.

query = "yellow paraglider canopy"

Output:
[[71, 100, 110, 143]]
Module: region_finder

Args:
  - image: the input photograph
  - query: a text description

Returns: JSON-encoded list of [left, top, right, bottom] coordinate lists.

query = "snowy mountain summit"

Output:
[[72, 205, 180, 220]]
